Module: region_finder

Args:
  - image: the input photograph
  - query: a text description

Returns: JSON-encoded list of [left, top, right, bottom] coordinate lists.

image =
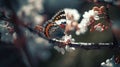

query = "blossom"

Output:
[[53, 45, 75, 54], [101, 57, 115, 67], [76, 9, 99, 35], [64, 8, 80, 21], [83, 10, 99, 21], [76, 23, 88, 35], [75, 30, 81, 35], [53, 35, 75, 54], [65, 45, 75, 52], [54, 46, 65, 54], [75, 6, 106, 35], [62, 35, 75, 42]]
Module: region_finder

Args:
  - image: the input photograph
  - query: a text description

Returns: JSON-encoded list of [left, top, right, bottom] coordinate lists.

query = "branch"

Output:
[[49, 39, 119, 50]]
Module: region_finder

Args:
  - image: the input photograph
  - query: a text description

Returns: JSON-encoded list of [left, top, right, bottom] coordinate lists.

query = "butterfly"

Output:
[[44, 10, 67, 38]]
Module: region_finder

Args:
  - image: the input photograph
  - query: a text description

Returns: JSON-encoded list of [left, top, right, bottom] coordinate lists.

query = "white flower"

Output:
[[76, 9, 100, 35], [94, 15, 100, 20], [54, 46, 60, 52], [80, 27, 88, 34], [83, 10, 99, 21], [76, 30, 81, 35], [65, 45, 75, 52], [81, 19, 90, 25], [64, 8, 80, 21], [54, 45, 75, 54], [76, 23, 88, 35], [101, 62, 106, 66], [83, 11, 91, 19], [53, 35, 76, 54], [54, 46, 65, 54], [101, 58, 114, 67], [62, 35, 75, 42], [60, 48, 65, 54], [66, 20, 72, 25], [89, 10, 99, 20], [106, 59, 110, 63]]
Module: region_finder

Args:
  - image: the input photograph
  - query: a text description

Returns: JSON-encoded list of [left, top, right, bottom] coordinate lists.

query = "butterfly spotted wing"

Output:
[[52, 10, 66, 22], [44, 10, 66, 38]]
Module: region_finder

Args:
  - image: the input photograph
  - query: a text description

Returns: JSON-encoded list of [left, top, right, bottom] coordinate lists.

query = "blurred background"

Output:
[[0, 0, 120, 67]]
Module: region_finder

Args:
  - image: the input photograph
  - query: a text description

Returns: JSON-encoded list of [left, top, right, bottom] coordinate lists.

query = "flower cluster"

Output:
[[101, 57, 120, 67], [101, 52, 120, 67], [76, 6, 108, 35], [54, 35, 75, 54], [101, 58, 114, 67]]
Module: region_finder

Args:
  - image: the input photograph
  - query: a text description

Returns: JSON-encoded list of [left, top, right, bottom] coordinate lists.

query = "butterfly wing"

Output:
[[52, 10, 66, 22], [44, 10, 66, 38]]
